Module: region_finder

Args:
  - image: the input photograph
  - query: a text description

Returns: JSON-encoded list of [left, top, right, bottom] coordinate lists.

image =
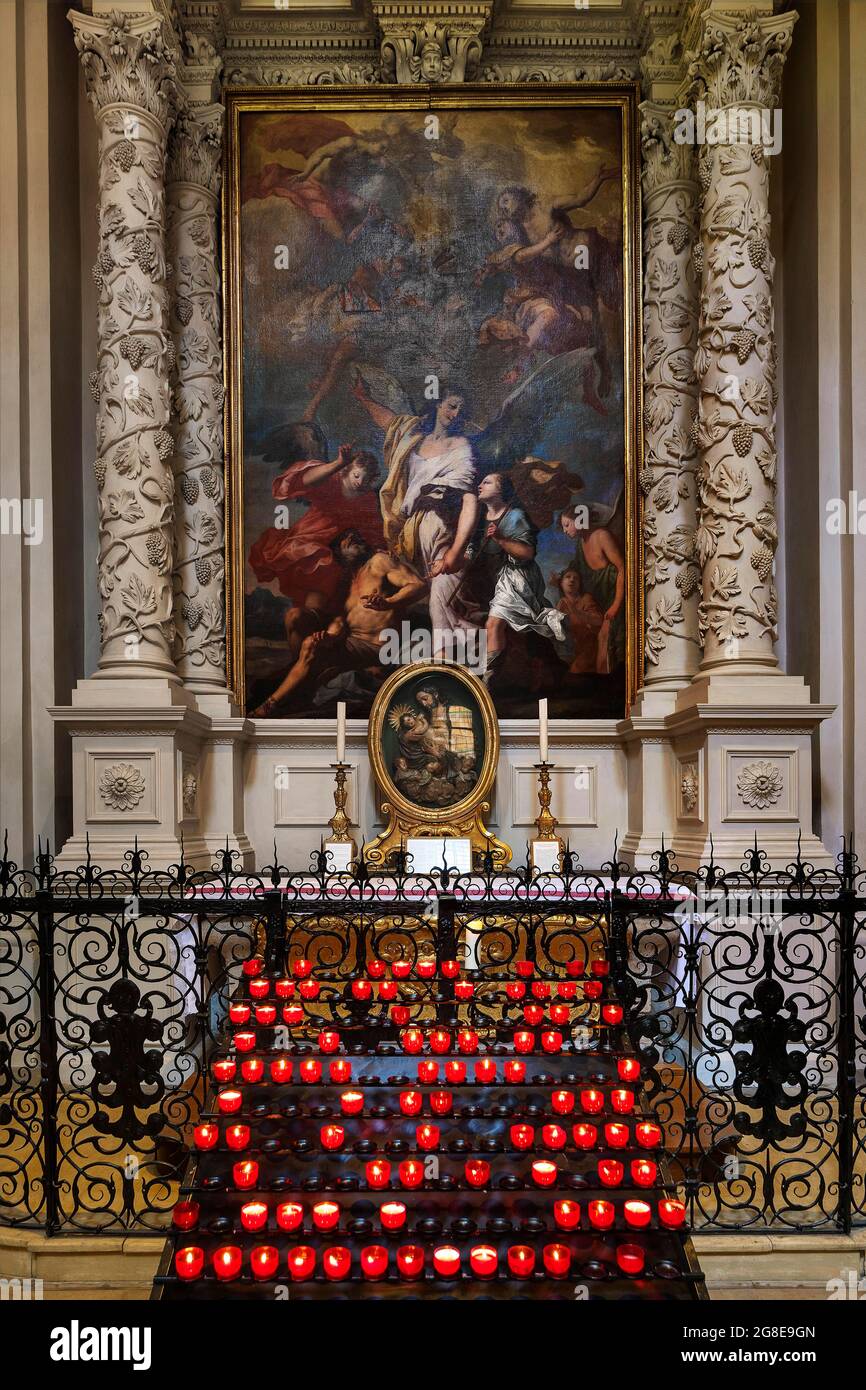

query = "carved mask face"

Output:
[[420, 43, 444, 81]]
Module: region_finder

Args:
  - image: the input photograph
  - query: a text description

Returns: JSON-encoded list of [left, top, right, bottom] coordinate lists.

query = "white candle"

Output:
[[336, 702, 346, 763], [538, 698, 549, 764]]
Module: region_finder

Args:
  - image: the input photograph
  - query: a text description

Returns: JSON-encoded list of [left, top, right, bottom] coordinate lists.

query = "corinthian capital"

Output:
[[373, 1, 491, 84], [641, 102, 697, 197], [167, 104, 224, 195], [69, 8, 181, 130], [685, 10, 797, 112]]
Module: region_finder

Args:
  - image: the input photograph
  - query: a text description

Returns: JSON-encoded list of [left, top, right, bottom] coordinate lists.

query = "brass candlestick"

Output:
[[326, 762, 357, 865], [532, 762, 563, 869]]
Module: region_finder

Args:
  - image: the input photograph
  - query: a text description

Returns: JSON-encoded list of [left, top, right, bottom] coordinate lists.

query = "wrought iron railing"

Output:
[[0, 835, 863, 1235]]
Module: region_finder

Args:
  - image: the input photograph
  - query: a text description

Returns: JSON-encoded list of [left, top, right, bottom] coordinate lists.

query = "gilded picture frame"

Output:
[[222, 85, 644, 719], [364, 660, 509, 868]]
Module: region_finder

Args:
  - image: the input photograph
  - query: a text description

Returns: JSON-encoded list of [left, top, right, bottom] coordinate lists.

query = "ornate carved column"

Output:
[[686, 9, 795, 675], [640, 103, 701, 694], [166, 104, 228, 694], [71, 9, 181, 679]]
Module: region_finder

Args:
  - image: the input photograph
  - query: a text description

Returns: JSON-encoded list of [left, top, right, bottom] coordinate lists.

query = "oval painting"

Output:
[[381, 671, 487, 811]]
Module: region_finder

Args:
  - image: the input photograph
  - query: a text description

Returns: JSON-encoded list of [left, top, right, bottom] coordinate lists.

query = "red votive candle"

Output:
[[233, 1160, 258, 1191], [507, 1245, 535, 1277], [299, 981, 320, 1001], [255, 1004, 276, 1026], [367, 959, 386, 979], [340, 1090, 364, 1116], [248, 978, 269, 1000], [276, 1202, 304, 1232], [588, 1199, 615, 1231], [241, 1057, 264, 1084], [282, 1005, 303, 1026], [605, 1122, 629, 1150], [504, 1059, 526, 1083], [193, 1123, 218, 1151], [270, 1057, 292, 1084], [475, 1058, 496, 1084], [532, 1160, 558, 1188], [542, 1123, 567, 1151], [401, 1028, 424, 1054], [458, 1029, 479, 1054], [288, 1246, 316, 1281], [543, 1243, 571, 1278], [225, 1124, 250, 1152], [213, 1246, 242, 1281], [400, 1090, 423, 1116], [553, 1199, 581, 1231], [229, 1003, 250, 1025], [212, 1059, 236, 1083], [584, 980, 602, 1000], [300, 1059, 322, 1084], [361, 1246, 388, 1280], [392, 961, 412, 980], [175, 1246, 203, 1281], [516, 962, 534, 979], [532, 981, 551, 1000], [399, 1159, 424, 1189], [433, 1245, 461, 1277], [323, 1244, 351, 1279], [292, 958, 312, 979], [430, 1089, 452, 1115], [566, 961, 585, 978], [455, 981, 474, 1000], [618, 1057, 641, 1082], [417, 959, 436, 979], [624, 1199, 652, 1230], [636, 1121, 662, 1149], [242, 958, 263, 978], [418, 1060, 439, 1083], [470, 1245, 498, 1278], [598, 1158, 624, 1188], [318, 1030, 340, 1054], [275, 978, 294, 999], [524, 1005, 544, 1027], [558, 982, 577, 1000], [465, 1158, 490, 1188], [659, 1199, 687, 1229], [366, 1160, 391, 1190], [172, 1199, 200, 1232], [631, 1158, 657, 1188], [616, 1243, 645, 1276], [397, 1245, 425, 1278], [511, 1123, 535, 1151], [506, 982, 526, 1001], [329, 1059, 351, 1083], [430, 1028, 451, 1055], [351, 979, 372, 1001], [320, 1124, 344, 1151], [551, 1089, 575, 1115], [240, 1200, 269, 1233], [541, 1030, 563, 1054], [312, 1200, 340, 1232], [591, 960, 610, 977], [379, 981, 398, 1001], [514, 1030, 535, 1054], [416, 1124, 440, 1151], [441, 960, 460, 979], [380, 1201, 406, 1231], [445, 1060, 466, 1083], [251, 1245, 279, 1280], [602, 1004, 623, 1026], [217, 1089, 243, 1115], [549, 1005, 570, 1026], [572, 1122, 598, 1150], [611, 1088, 635, 1114], [580, 1088, 604, 1115]]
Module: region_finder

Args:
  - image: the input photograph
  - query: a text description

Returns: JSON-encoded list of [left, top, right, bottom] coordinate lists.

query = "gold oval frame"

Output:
[[365, 661, 510, 868]]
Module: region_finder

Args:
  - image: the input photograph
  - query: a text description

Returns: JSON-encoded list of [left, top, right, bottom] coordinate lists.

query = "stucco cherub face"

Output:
[[420, 42, 444, 82]]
